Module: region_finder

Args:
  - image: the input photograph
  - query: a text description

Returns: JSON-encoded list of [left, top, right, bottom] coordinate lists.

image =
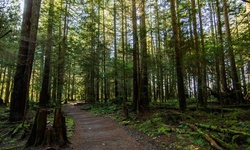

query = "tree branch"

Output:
[[0, 30, 12, 39], [242, 0, 250, 3]]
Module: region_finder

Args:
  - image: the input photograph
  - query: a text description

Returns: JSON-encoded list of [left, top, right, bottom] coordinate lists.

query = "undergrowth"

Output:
[[90, 102, 121, 115], [88, 100, 250, 150], [137, 114, 172, 136], [66, 116, 74, 139]]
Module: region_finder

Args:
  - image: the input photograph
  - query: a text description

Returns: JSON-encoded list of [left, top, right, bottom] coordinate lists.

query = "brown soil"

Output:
[[63, 103, 162, 150]]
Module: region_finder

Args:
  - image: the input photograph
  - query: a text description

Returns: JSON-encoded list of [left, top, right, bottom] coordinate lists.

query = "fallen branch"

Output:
[[0, 30, 12, 39], [183, 122, 224, 150], [210, 134, 234, 150]]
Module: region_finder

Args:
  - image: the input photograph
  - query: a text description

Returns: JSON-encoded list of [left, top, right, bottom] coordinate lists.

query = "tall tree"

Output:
[[132, 0, 139, 112], [191, 0, 204, 106], [222, 0, 243, 103], [215, 0, 227, 96], [39, 0, 54, 107], [57, 0, 68, 105], [9, 0, 42, 122], [197, 0, 207, 106], [170, 0, 186, 111], [114, 0, 119, 102], [121, 0, 128, 118], [139, 0, 149, 111]]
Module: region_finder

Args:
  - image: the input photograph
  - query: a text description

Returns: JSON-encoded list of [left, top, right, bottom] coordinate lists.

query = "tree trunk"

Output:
[[102, 0, 107, 103], [191, 0, 204, 106], [121, 0, 128, 118], [9, 0, 33, 122], [53, 108, 69, 146], [170, 0, 186, 111], [39, 0, 54, 108], [57, 0, 68, 106], [222, 0, 243, 103], [26, 0, 69, 147], [9, 0, 42, 122], [139, 0, 149, 112], [132, 0, 139, 112], [114, 0, 119, 103], [26, 109, 47, 147], [215, 0, 227, 94], [197, 0, 207, 106], [155, 0, 164, 103], [0, 67, 7, 98], [4, 68, 12, 104], [26, 108, 69, 148]]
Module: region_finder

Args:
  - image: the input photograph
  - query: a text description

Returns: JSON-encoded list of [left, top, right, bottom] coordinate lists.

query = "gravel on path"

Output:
[[63, 104, 158, 150]]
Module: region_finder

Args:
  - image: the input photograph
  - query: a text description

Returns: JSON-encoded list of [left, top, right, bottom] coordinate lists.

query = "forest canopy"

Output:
[[0, 0, 249, 113]]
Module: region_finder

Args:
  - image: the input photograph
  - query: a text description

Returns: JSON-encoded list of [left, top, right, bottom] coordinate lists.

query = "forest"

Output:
[[0, 0, 250, 149]]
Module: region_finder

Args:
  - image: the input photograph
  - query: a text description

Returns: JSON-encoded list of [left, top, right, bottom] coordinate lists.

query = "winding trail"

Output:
[[63, 103, 155, 150]]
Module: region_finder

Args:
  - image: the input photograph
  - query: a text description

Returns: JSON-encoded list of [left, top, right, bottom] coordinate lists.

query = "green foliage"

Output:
[[190, 137, 205, 146], [247, 138, 250, 150], [138, 114, 171, 136], [90, 102, 121, 115], [66, 116, 74, 139]]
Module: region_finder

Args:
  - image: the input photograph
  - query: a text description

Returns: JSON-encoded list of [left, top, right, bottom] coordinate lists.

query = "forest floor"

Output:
[[0, 100, 250, 150]]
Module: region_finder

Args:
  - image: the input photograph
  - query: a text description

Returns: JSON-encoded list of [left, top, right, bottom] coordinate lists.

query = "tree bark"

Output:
[[4, 67, 12, 104], [185, 123, 223, 150], [170, 0, 186, 111], [222, 0, 243, 103], [139, 0, 149, 112], [197, 0, 207, 106], [132, 0, 139, 112], [215, 0, 227, 94], [39, 0, 54, 108], [113, 0, 119, 103], [9, 0, 33, 122], [26, 109, 47, 147], [26, 108, 69, 148], [191, 0, 204, 106], [57, 0, 68, 106]]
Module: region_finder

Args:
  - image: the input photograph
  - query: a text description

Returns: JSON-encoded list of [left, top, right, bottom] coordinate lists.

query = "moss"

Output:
[[66, 116, 74, 139]]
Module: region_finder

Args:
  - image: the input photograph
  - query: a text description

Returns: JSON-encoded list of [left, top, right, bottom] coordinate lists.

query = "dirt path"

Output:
[[63, 104, 158, 150]]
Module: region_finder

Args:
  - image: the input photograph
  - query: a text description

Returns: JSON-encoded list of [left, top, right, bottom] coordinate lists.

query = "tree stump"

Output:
[[26, 109, 48, 147], [53, 108, 69, 146], [26, 108, 69, 148]]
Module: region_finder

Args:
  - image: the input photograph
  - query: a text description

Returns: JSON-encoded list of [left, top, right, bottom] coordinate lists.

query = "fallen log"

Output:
[[195, 123, 250, 137], [210, 134, 235, 150], [183, 122, 223, 150]]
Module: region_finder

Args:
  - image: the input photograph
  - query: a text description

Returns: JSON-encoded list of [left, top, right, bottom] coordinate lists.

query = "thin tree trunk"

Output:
[[114, 0, 119, 102], [191, 0, 204, 106], [4, 68, 12, 104], [215, 0, 227, 93], [121, 0, 128, 118], [0, 67, 7, 98], [57, 0, 68, 105]]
